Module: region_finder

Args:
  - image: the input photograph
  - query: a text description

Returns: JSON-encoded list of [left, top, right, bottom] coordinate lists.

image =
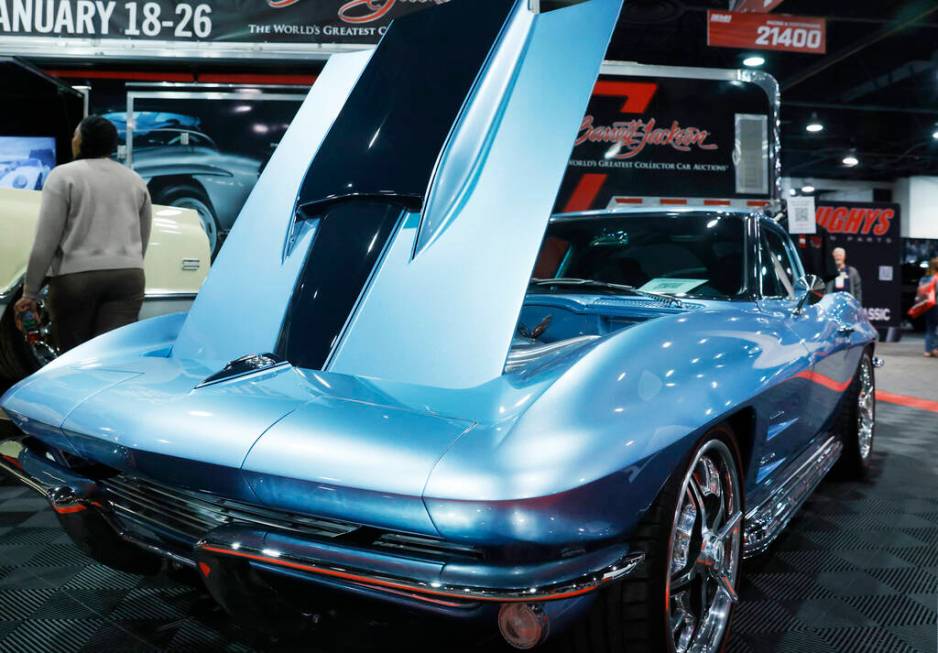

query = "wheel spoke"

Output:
[[670, 567, 696, 593], [671, 591, 696, 653], [711, 496, 726, 534], [671, 612, 684, 636], [698, 573, 709, 621], [716, 573, 739, 604], [671, 493, 699, 575], [687, 477, 709, 532], [698, 456, 722, 498], [714, 510, 742, 546]]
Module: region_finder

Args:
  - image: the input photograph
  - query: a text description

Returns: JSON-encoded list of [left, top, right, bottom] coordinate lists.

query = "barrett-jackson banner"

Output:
[[795, 202, 902, 330], [0, 0, 444, 45], [555, 73, 775, 213]]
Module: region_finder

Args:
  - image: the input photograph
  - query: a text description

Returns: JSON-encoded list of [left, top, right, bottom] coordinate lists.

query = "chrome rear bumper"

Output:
[[0, 437, 644, 609], [197, 530, 644, 605]]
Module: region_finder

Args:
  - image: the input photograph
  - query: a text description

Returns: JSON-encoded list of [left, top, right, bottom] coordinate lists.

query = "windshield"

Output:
[[531, 212, 747, 300]]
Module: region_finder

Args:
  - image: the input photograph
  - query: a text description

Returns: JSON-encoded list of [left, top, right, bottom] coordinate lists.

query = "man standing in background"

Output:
[[826, 247, 863, 303]]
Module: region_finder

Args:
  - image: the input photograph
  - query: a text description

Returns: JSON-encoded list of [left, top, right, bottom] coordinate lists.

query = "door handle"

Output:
[[837, 326, 855, 337]]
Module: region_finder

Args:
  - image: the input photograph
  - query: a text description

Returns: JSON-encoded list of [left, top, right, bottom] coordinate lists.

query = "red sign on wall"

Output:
[[707, 10, 827, 54]]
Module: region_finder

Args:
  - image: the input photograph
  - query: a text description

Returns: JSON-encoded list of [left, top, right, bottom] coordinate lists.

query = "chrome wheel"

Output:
[[667, 439, 742, 653], [857, 357, 875, 460], [173, 196, 218, 253], [28, 287, 59, 367]]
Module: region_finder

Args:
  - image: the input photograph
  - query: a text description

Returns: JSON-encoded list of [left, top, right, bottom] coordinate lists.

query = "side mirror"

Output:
[[794, 274, 825, 314]]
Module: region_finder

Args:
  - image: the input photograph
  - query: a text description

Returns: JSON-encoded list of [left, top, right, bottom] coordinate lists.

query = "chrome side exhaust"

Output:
[[498, 603, 549, 650]]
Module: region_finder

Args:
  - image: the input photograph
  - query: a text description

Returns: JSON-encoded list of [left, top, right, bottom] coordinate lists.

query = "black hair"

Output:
[[76, 115, 119, 159]]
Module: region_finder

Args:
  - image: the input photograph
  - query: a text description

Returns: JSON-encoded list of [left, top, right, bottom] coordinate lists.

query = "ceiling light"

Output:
[[801, 185, 816, 194], [842, 154, 859, 167], [805, 112, 824, 133], [743, 55, 765, 67]]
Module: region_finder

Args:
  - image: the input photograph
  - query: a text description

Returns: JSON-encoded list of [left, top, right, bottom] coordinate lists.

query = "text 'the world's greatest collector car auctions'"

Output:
[[3, 0, 938, 652]]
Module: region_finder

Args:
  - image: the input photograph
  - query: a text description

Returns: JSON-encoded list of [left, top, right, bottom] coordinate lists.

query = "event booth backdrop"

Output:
[[796, 201, 902, 334]]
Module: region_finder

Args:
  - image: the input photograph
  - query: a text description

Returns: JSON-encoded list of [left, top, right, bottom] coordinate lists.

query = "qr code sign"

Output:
[[786, 197, 816, 234]]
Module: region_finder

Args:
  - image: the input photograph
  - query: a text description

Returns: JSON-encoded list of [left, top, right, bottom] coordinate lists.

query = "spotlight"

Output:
[[932, 129, 938, 140], [842, 154, 859, 167], [805, 113, 824, 133], [801, 185, 816, 194], [743, 55, 765, 67]]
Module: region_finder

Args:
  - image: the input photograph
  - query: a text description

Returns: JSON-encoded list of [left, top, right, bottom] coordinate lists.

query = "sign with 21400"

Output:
[[707, 10, 826, 54]]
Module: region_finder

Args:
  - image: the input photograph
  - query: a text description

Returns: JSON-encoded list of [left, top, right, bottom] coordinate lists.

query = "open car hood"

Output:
[[173, 0, 621, 389]]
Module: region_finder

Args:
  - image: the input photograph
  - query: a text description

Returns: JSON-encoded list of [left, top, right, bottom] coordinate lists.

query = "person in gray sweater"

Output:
[[14, 115, 153, 353]]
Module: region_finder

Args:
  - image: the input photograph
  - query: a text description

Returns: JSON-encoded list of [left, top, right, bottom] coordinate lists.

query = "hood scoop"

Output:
[[198, 353, 286, 388], [505, 335, 601, 374]]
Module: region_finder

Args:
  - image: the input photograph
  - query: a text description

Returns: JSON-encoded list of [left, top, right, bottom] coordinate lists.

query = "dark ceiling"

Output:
[[606, 0, 938, 182], [38, 0, 937, 184]]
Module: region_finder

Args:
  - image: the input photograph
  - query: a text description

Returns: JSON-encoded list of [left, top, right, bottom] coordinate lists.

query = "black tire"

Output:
[[833, 352, 875, 480], [555, 425, 743, 653], [0, 295, 37, 381], [152, 183, 220, 255]]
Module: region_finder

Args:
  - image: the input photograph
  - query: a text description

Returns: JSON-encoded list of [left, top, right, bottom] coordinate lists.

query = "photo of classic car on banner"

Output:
[[102, 97, 303, 255], [0, 1, 880, 651], [0, 187, 211, 380], [104, 111, 265, 255], [0, 136, 55, 191]]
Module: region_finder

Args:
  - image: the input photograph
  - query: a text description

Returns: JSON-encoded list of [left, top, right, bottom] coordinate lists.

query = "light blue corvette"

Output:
[[0, 1, 879, 651]]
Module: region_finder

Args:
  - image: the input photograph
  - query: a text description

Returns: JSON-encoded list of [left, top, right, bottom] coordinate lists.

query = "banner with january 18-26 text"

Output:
[[0, 0, 445, 51]]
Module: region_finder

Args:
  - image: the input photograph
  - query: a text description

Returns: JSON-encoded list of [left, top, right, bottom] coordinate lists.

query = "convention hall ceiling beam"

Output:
[[784, 100, 938, 116], [781, 1, 938, 92], [840, 51, 938, 102]]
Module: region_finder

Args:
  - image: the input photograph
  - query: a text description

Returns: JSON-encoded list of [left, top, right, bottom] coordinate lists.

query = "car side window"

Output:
[[760, 227, 797, 299]]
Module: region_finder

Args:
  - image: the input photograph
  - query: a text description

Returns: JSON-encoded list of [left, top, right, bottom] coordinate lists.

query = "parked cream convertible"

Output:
[[0, 188, 210, 380]]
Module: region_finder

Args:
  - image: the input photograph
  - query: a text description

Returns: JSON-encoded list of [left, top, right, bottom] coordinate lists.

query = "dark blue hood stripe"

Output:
[[278, 202, 404, 371], [295, 0, 516, 209], [280, 0, 517, 371]]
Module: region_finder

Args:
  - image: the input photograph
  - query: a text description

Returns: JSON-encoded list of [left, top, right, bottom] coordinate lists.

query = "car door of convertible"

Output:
[[754, 219, 839, 479]]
